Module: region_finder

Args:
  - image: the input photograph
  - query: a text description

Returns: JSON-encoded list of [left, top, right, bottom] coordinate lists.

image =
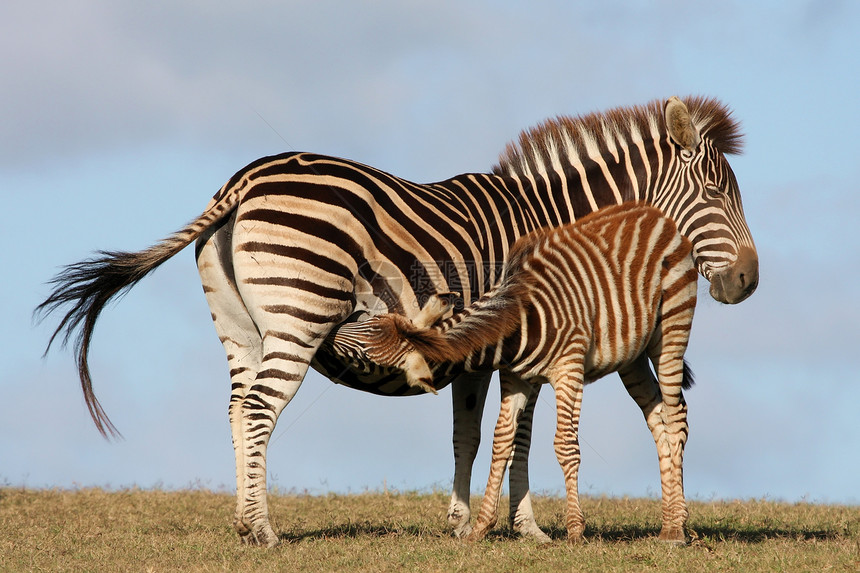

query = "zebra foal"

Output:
[[329, 203, 699, 543]]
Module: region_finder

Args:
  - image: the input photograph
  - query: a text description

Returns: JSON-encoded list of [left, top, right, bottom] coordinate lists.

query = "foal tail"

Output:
[[682, 359, 695, 390], [34, 186, 240, 438]]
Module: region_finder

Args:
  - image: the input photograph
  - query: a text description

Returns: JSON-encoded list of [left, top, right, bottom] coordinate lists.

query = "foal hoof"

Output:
[[566, 531, 585, 545], [564, 521, 585, 545], [465, 526, 490, 543], [658, 526, 688, 545]]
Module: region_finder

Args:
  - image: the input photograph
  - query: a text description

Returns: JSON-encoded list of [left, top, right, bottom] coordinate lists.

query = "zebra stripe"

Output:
[[36, 96, 757, 546], [330, 203, 698, 543]]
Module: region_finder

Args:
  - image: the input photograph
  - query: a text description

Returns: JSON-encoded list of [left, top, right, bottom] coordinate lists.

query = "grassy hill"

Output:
[[2, 488, 857, 571]]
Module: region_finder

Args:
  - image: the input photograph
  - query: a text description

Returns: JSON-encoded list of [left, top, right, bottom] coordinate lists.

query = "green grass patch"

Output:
[[1, 488, 857, 572]]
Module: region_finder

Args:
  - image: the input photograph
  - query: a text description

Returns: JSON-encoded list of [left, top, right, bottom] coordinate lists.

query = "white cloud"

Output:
[[1, 1, 687, 173]]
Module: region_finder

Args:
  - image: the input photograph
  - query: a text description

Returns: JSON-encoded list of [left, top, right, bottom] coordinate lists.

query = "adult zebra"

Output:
[[325, 203, 701, 543], [37, 96, 758, 546]]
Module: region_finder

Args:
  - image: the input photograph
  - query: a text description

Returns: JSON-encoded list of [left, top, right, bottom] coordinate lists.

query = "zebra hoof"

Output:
[[239, 524, 280, 547], [448, 505, 472, 538], [452, 521, 473, 539]]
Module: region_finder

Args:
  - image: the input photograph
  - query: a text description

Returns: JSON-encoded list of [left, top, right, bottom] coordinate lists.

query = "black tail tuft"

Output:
[[33, 249, 163, 439], [34, 191, 236, 440], [34, 241, 192, 439], [682, 359, 695, 390], [35, 250, 156, 355]]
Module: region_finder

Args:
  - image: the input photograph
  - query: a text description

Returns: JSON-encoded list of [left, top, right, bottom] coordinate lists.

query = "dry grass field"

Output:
[[1, 488, 857, 572]]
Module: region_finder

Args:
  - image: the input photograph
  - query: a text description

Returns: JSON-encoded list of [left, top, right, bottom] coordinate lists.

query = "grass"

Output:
[[1, 488, 857, 572]]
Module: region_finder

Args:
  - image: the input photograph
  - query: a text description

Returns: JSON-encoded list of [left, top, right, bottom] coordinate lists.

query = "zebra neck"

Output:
[[508, 150, 646, 230]]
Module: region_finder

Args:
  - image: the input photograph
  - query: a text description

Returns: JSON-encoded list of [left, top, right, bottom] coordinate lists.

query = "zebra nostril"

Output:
[[746, 273, 759, 293]]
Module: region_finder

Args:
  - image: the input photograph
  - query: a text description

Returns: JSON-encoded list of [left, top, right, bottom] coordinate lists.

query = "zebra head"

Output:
[[658, 96, 759, 304], [493, 95, 758, 305]]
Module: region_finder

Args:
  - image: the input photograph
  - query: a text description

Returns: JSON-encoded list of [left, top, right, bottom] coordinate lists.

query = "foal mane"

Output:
[[493, 96, 743, 179]]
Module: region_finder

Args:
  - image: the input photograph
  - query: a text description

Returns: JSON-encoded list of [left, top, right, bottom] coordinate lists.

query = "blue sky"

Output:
[[2, 1, 858, 505]]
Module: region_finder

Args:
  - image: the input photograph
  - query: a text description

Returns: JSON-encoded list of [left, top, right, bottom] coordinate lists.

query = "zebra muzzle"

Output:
[[709, 246, 759, 304]]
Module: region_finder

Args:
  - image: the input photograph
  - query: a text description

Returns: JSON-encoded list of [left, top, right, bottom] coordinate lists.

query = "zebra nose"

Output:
[[709, 246, 759, 304], [738, 256, 759, 293], [736, 246, 759, 298]]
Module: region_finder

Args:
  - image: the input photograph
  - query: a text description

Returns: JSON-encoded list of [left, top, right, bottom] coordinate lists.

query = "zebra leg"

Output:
[[447, 371, 491, 538], [232, 303, 351, 546], [466, 374, 532, 541], [234, 332, 322, 546], [500, 371, 551, 543], [549, 363, 587, 544], [199, 223, 353, 547], [619, 353, 689, 544], [197, 221, 268, 545], [234, 289, 352, 546]]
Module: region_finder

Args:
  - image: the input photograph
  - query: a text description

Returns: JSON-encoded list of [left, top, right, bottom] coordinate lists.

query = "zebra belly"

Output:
[[582, 335, 651, 383]]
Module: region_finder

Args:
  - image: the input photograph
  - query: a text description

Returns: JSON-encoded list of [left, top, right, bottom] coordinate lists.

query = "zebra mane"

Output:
[[492, 96, 744, 179]]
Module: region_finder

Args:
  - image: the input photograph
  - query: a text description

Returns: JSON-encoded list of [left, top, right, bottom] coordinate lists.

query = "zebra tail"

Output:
[[33, 188, 240, 439], [682, 359, 695, 390]]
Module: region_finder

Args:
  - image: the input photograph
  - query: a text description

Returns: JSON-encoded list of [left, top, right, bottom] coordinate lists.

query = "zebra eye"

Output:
[[680, 149, 695, 162], [705, 183, 722, 197]]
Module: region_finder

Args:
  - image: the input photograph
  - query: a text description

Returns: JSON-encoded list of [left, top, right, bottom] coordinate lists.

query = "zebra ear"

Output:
[[664, 96, 701, 152]]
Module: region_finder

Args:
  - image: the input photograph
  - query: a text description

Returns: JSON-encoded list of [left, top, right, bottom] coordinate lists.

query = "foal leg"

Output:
[[648, 258, 696, 543], [549, 363, 587, 544], [649, 351, 690, 544], [467, 373, 533, 541]]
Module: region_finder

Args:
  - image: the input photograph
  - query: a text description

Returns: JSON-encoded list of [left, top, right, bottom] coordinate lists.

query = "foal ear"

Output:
[[435, 291, 461, 306], [414, 292, 461, 328], [664, 96, 701, 152]]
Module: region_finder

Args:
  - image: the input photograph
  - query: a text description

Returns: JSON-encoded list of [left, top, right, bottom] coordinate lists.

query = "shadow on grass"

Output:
[[280, 522, 842, 544], [687, 524, 841, 543], [280, 521, 440, 543], [539, 524, 842, 544]]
